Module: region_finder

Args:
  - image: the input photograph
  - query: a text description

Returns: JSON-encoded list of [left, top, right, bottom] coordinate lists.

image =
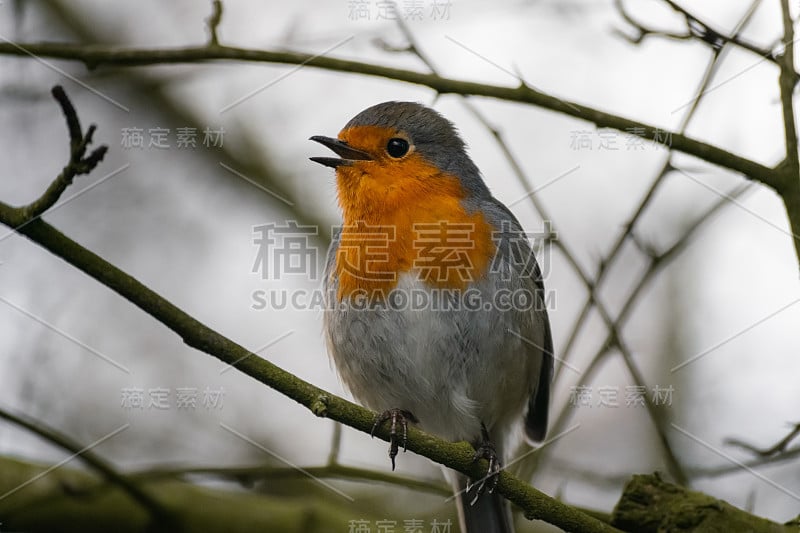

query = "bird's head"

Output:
[[310, 101, 489, 218]]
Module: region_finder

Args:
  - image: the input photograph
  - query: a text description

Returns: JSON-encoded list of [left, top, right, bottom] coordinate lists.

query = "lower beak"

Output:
[[309, 136, 373, 168]]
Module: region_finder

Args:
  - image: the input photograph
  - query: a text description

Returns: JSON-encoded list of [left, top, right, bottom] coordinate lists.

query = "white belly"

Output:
[[324, 273, 542, 446]]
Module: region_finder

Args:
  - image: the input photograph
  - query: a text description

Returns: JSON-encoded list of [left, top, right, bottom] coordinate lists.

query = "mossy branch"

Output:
[[611, 473, 795, 533]]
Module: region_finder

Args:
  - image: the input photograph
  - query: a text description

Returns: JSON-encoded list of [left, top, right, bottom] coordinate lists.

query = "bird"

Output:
[[310, 101, 553, 533]]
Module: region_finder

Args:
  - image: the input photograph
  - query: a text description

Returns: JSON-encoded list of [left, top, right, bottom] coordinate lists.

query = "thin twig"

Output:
[[557, 0, 763, 385], [0, 405, 173, 526], [533, 0, 765, 483], [206, 0, 223, 47], [726, 422, 800, 457], [661, 0, 774, 59], [775, 0, 800, 268], [88, 462, 451, 498], [17, 86, 107, 223], [327, 422, 343, 466], [543, 183, 754, 476], [615, 0, 780, 67], [778, 0, 799, 178], [40, 0, 332, 247], [549, 440, 800, 486], [613, 0, 692, 44]]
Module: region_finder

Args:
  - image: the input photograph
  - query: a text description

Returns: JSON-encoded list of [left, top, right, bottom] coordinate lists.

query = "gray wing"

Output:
[[481, 197, 553, 442], [524, 257, 553, 442]]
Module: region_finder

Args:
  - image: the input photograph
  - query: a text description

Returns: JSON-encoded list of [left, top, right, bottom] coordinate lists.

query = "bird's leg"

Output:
[[467, 423, 502, 503], [371, 408, 419, 470]]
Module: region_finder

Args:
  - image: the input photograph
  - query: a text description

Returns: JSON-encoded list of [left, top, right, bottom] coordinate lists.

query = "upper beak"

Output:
[[309, 135, 373, 169]]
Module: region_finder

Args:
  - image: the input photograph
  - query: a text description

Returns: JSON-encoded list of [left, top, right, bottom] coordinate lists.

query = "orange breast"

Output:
[[332, 144, 496, 302]]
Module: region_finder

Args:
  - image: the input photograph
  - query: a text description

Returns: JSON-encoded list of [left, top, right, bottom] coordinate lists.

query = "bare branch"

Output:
[[541, 182, 754, 482], [327, 422, 343, 466], [0, 41, 779, 191], [0, 405, 173, 527], [778, 0, 799, 177], [613, 0, 692, 44], [615, 0, 780, 65], [557, 0, 763, 384], [15, 86, 107, 225], [536, 0, 765, 484], [101, 463, 450, 498], [206, 0, 223, 47], [726, 422, 800, 458], [775, 0, 800, 269]]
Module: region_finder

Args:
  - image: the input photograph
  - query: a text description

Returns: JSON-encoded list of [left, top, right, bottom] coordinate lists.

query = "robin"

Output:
[[310, 101, 553, 533]]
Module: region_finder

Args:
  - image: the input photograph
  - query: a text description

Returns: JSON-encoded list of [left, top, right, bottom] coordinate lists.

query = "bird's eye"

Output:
[[386, 138, 410, 158]]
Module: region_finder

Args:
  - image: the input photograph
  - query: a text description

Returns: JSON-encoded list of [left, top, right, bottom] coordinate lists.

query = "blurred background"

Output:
[[0, 0, 799, 531]]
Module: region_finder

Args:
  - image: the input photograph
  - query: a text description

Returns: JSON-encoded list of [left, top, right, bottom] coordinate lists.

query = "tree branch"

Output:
[[530, 0, 764, 483], [0, 405, 173, 528], [205, 0, 223, 47], [611, 473, 795, 532], [0, 41, 779, 190], [778, 0, 799, 179], [616, 0, 779, 63], [15, 86, 107, 224], [726, 422, 800, 458], [613, 0, 800, 267], [0, 86, 621, 533], [613, 0, 693, 45], [542, 182, 754, 482], [775, 0, 800, 268], [75, 463, 452, 499]]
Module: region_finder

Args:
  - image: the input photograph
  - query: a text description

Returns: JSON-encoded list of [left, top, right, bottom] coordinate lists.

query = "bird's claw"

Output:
[[467, 425, 502, 504], [371, 408, 418, 471]]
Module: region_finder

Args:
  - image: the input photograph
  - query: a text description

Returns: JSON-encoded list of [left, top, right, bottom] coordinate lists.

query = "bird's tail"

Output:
[[450, 472, 514, 533]]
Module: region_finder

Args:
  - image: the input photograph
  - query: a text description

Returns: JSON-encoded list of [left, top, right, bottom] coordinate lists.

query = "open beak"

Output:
[[309, 135, 373, 169]]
